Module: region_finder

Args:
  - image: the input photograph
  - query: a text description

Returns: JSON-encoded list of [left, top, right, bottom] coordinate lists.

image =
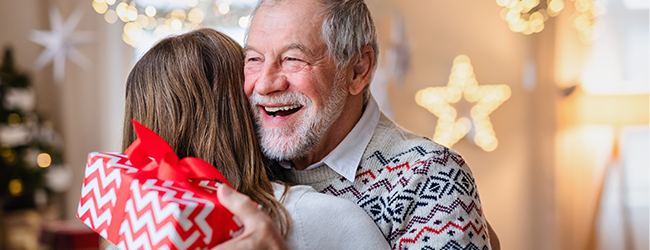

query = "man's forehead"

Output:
[[244, 2, 326, 55]]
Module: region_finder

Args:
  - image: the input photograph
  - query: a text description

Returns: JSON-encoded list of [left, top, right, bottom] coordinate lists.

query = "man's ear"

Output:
[[349, 45, 374, 96]]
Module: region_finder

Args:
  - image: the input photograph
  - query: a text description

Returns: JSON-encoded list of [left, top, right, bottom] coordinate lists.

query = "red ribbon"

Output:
[[106, 119, 232, 244], [125, 119, 231, 187]]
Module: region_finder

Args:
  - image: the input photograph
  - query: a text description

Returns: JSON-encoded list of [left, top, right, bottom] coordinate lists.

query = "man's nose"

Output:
[[254, 62, 289, 96]]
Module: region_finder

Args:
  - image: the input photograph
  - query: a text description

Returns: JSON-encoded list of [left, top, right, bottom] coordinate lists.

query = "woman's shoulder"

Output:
[[273, 183, 390, 250], [274, 183, 359, 211]]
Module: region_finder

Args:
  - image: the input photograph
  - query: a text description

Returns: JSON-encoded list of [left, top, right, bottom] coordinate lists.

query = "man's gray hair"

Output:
[[248, 0, 379, 105]]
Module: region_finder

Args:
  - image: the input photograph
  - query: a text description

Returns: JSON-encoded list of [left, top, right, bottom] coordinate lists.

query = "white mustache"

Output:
[[249, 91, 312, 108]]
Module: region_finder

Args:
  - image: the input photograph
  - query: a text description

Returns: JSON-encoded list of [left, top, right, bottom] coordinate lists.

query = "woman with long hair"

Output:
[[109, 28, 390, 249]]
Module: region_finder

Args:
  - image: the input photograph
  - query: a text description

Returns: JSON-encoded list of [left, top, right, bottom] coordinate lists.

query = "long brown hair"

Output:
[[122, 28, 289, 236]]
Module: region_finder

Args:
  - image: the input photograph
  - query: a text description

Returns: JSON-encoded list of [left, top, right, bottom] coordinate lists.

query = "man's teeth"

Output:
[[264, 105, 301, 113]]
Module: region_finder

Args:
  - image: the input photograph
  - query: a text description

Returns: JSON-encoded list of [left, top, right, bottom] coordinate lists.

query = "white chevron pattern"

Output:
[[77, 152, 239, 250]]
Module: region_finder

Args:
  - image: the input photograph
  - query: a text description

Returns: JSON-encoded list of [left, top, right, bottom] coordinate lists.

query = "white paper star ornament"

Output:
[[30, 7, 94, 83]]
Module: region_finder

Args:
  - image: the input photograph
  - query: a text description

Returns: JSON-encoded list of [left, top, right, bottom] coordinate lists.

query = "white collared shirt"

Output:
[[280, 95, 381, 182]]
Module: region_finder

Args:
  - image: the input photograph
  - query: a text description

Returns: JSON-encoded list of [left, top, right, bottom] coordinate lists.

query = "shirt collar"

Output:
[[300, 95, 381, 182]]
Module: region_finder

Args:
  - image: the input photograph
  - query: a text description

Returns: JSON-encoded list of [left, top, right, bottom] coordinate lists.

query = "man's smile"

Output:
[[262, 104, 303, 118]]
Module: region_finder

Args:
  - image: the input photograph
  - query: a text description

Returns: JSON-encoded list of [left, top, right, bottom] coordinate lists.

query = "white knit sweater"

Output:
[[273, 183, 390, 250]]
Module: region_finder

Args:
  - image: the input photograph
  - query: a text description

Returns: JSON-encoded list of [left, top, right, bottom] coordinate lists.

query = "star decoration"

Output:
[[415, 55, 511, 152], [30, 8, 93, 83]]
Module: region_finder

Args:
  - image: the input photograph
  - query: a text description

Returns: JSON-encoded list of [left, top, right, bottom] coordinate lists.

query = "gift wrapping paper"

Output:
[[77, 120, 243, 250]]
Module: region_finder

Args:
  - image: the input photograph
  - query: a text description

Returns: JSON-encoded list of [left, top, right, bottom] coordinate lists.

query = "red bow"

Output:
[[106, 120, 234, 244], [124, 119, 231, 187]]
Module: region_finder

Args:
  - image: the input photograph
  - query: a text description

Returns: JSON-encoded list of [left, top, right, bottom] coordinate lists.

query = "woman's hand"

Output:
[[211, 185, 290, 250]]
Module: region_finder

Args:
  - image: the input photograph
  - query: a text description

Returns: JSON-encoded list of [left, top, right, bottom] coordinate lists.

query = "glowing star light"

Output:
[[416, 55, 511, 152], [30, 8, 93, 83]]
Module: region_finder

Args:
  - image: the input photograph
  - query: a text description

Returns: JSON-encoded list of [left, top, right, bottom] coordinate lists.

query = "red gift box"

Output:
[[77, 120, 243, 250]]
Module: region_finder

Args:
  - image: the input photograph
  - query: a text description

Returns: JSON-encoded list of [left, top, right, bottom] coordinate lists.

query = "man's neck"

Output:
[[291, 96, 364, 170]]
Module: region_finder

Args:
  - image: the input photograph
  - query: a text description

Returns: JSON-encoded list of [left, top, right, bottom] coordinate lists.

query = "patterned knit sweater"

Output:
[[283, 114, 491, 250]]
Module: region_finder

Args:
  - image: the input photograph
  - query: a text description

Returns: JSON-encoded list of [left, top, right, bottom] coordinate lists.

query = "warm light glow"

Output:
[[92, 0, 257, 47], [7, 113, 20, 126], [1, 146, 12, 158], [548, 0, 565, 13], [1, 146, 15, 164], [145, 6, 157, 17], [500, 0, 566, 34], [171, 19, 183, 30], [218, 3, 230, 14], [239, 15, 250, 28], [171, 9, 187, 22], [188, 8, 205, 24], [127, 6, 138, 21], [136, 14, 149, 28], [522, 0, 539, 10], [104, 9, 118, 23], [498, 0, 597, 39], [145, 16, 157, 29], [509, 18, 527, 32], [560, 92, 649, 126], [9, 179, 23, 196], [122, 33, 136, 47], [37, 153, 52, 168], [92, 0, 108, 14], [116, 2, 129, 22], [571, 0, 598, 43], [124, 22, 143, 42], [416, 55, 511, 151]]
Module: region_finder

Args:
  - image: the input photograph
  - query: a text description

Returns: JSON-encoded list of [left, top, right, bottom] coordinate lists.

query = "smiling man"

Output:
[[243, 1, 362, 170], [214, 0, 497, 249]]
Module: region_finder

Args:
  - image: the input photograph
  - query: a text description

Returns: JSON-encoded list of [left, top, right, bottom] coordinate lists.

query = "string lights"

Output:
[[497, 0, 563, 35], [496, 0, 599, 42], [91, 0, 254, 47], [416, 55, 511, 152], [570, 0, 599, 43]]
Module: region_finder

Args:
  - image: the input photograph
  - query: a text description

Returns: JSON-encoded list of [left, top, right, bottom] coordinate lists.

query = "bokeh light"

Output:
[[104, 9, 118, 23], [416, 55, 511, 151], [497, 0, 597, 40], [92, 0, 256, 48], [7, 113, 20, 126], [145, 6, 157, 17], [37, 153, 52, 168], [9, 179, 23, 196], [188, 8, 205, 24], [239, 15, 250, 28], [92, 0, 108, 14], [218, 3, 230, 14]]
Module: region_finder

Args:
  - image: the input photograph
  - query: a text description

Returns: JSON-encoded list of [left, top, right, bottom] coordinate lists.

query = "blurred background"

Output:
[[0, 0, 647, 249]]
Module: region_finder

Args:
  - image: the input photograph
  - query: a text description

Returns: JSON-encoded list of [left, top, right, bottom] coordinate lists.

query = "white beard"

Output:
[[249, 79, 348, 162]]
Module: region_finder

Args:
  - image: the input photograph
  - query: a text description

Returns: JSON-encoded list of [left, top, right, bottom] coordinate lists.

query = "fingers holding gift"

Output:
[[214, 185, 289, 250]]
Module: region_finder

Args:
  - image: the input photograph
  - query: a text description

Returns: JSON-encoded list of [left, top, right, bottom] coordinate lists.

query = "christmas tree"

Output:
[[0, 46, 65, 211]]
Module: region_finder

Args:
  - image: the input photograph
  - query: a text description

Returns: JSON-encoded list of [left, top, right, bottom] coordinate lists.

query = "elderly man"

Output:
[[215, 0, 498, 249]]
